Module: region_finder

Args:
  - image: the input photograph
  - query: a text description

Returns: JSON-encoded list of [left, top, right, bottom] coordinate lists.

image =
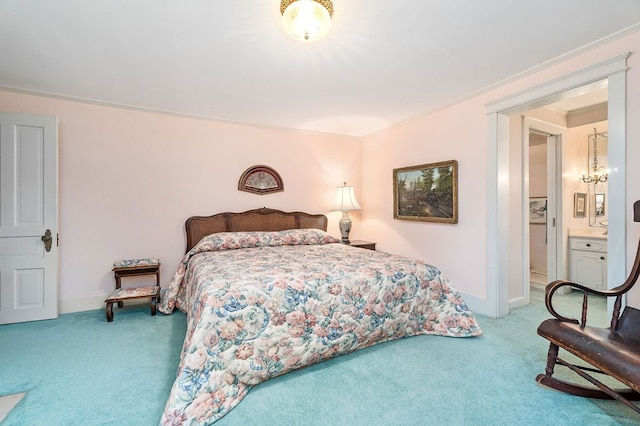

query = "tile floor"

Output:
[[0, 393, 25, 422]]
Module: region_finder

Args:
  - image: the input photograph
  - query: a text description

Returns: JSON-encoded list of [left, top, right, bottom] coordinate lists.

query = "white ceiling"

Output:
[[545, 88, 609, 115], [1, 1, 639, 137]]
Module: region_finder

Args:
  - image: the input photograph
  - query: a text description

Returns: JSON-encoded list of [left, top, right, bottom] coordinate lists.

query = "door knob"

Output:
[[41, 229, 52, 252]]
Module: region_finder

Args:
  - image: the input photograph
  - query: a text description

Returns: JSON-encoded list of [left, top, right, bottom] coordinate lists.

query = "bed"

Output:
[[159, 208, 481, 425]]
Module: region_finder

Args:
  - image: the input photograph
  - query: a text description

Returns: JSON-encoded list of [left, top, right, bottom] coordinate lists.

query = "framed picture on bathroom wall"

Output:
[[574, 192, 587, 218], [529, 197, 547, 224]]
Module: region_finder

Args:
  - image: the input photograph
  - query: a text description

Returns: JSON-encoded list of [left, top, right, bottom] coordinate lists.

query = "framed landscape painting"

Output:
[[393, 160, 458, 223], [529, 197, 547, 224]]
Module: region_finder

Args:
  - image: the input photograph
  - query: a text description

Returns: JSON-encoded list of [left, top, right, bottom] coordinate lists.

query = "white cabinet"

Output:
[[569, 236, 607, 290]]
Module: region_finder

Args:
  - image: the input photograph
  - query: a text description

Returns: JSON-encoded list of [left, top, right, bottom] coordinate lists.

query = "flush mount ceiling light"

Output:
[[280, 0, 333, 42]]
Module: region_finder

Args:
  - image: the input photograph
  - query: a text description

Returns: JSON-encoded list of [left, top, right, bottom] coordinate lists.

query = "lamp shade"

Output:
[[281, 0, 333, 42], [331, 183, 361, 212]]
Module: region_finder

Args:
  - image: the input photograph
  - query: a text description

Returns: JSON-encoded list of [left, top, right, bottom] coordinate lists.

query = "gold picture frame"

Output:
[[393, 160, 458, 223]]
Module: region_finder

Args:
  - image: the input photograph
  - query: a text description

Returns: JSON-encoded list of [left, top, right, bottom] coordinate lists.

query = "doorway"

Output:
[[528, 130, 551, 290], [486, 53, 628, 318], [520, 120, 564, 309], [524, 115, 608, 306]]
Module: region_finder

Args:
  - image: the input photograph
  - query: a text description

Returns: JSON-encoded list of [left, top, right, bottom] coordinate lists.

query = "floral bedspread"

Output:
[[159, 229, 481, 425]]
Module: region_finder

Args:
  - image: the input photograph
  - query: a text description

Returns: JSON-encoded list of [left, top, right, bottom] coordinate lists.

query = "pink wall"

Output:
[[362, 30, 640, 313], [361, 100, 489, 300], [2, 31, 640, 316], [0, 91, 361, 311]]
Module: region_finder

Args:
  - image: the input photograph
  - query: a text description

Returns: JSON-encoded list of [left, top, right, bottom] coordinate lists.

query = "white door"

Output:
[[0, 113, 58, 324]]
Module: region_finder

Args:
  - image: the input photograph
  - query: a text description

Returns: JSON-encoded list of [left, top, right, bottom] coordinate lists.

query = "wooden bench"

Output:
[[536, 201, 640, 414]]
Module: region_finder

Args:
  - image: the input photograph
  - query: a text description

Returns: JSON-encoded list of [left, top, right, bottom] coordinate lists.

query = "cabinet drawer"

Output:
[[570, 237, 606, 252]]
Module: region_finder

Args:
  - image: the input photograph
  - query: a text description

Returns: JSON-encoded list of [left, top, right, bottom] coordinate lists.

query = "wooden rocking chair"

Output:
[[536, 200, 640, 414]]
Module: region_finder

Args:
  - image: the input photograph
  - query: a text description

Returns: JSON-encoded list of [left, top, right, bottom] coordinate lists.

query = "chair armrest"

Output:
[[544, 203, 640, 328], [544, 279, 624, 324]]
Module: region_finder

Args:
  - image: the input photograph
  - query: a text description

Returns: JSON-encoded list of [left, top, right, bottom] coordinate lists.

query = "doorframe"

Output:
[[513, 121, 565, 310], [485, 52, 628, 318]]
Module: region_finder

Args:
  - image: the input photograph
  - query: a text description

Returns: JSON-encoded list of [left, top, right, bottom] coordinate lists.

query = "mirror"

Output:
[[589, 190, 608, 228], [595, 193, 605, 216]]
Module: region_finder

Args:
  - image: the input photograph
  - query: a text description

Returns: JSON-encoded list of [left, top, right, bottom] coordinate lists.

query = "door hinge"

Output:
[[552, 218, 556, 227], [57, 233, 60, 247]]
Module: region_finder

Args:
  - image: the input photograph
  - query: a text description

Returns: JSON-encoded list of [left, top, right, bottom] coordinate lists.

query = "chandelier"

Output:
[[580, 127, 608, 184], [280, 0, 333, 42]]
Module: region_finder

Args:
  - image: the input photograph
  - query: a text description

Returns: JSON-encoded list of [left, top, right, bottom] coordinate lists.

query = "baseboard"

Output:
[[63, 290, 496, 322], [59, 289, 167, 315], [509, 295, 528, 310], [460, 292, 494, 318], [61, 290, 499, 319], [59, 295, 107, 314]]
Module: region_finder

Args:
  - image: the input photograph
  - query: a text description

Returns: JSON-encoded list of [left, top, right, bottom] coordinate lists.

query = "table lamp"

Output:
[[331, 182, 361, 243]]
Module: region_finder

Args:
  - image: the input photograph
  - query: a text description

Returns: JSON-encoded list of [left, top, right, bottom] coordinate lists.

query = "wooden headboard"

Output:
[[184, 207, 328, 252]]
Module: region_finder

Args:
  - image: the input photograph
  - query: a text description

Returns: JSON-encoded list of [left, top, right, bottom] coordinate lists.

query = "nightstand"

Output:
[[105, 258, 161, 322], [346, 240, 376, 250]]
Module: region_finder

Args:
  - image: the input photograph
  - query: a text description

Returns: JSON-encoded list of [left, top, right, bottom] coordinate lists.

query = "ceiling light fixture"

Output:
[[280, 0, 333, 42]]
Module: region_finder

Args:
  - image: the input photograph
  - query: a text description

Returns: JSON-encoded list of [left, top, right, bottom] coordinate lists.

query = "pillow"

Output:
[[191, 229, 340, 254]]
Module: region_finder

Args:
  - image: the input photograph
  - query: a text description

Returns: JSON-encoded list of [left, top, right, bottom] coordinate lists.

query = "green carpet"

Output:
[[1, 291, 638, 425]]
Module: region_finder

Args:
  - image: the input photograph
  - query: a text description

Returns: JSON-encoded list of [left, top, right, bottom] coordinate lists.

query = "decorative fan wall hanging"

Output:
[[238, 165, 284, 195]]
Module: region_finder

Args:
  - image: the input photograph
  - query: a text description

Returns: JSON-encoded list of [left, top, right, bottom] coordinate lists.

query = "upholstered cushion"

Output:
[[113, 258, 159, 268], [105, 285, 160, 301]]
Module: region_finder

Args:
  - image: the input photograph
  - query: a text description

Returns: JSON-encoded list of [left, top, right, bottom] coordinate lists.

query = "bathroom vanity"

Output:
[[568, 232, 607, 290]]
